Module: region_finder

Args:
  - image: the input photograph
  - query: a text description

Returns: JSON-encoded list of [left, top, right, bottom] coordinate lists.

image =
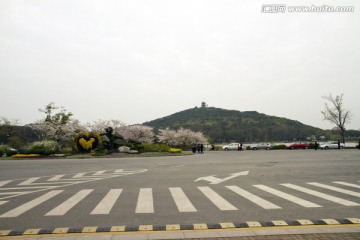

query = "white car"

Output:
[[320, 141, 345, 150], [222, 143, 240, 151], [250, 143, 272, 150]]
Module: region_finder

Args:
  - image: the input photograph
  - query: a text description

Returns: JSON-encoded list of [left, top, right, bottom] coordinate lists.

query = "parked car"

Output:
[[222, 143, 240, 151], [320, 141, 345, 150], [250, 143, 272, 150], [287, 142, 310, 150]]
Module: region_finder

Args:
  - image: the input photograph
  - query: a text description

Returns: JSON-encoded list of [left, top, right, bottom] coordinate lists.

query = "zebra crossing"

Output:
[[0, 169, 148, 200], [0, 181, 358, 218]]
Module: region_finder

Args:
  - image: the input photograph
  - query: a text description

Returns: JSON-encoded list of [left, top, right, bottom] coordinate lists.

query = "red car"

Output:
[[287, 142, 309, 150]]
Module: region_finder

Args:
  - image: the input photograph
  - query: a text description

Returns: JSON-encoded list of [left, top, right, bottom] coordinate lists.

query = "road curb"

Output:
[[1, 217, 359, 237]]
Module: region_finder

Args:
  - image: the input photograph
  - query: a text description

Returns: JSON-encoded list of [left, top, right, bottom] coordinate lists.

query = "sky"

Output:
[[1, 0, 359, 130]]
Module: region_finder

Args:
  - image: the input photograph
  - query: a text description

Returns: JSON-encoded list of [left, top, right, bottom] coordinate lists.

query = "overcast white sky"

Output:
[[1, 0, 359, 130]]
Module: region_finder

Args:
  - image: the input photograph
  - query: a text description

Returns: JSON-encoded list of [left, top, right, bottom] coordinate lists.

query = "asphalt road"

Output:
[[0, 149, 359, 231]]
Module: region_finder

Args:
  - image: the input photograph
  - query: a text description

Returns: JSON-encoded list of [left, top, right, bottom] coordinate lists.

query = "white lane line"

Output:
[[47, 175, 65, 181], [0, 201, 8, 206], [333, 181, 360, 189], [135, 188, 154, 213], [45, 189, 93, 216], [169, 187, 197, 212], [0, 191, 32, 196], [73, 173, 86, 178], [226, 186, 281, 209], [198, 186, 238, 211], [91, 189, 122, 214], [308, 182, 360, 197], [281, 184, 359, 206], [0, 190, 63, 218], [0, 180, 12, 187], [18, 177, 41, 186], [253, 185, 322, 208], [93, 171, 106, 176]]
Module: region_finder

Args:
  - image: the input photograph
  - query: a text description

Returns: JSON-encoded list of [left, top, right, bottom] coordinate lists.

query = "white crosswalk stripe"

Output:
[[281, 183, 360, 206], [169, 187, 197, 212], [307, 182, 360, 197], [0, 181, 358, 218], [0, 180, 12, 187], [91, 189, 123, 214], [0, 190, 63, 218], [226, 186, 281, 209], [253, 185, 322, 208], [45, 189, 93, 216], [333, 181, 360, 189], [135, 188, 154, 213], [198, 186, 238, 210]]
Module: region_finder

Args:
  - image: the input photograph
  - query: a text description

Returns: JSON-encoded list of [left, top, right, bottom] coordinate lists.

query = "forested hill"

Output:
[[143, 106, 324, 143]]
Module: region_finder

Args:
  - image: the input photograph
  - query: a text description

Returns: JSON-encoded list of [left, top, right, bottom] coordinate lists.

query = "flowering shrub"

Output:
[[73, 132, 102, 153], [169, 148, 182, 153], [27, 140, 59, 155]]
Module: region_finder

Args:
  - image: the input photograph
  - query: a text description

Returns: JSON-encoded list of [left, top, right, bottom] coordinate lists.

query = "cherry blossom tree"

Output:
[[86, 119, 125, 133], [157, 127, 208, 146], [30, 103, 83, 143], [116, 124, 154, 143]]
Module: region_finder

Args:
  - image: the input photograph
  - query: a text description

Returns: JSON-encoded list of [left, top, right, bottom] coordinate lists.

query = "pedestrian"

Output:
[[211, 144, 215, 151], [338, 140, 341, 150], [314, 141, 318, 150], [192, 144, 196, 153], [200, 144, 204, 154], [240, 143, 243, 151], [237, 143, 241, 151], [197, 144, 201, 153]]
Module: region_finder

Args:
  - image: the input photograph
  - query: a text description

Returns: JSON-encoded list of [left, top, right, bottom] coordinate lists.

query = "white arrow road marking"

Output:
[[195, 171, 249, 184]]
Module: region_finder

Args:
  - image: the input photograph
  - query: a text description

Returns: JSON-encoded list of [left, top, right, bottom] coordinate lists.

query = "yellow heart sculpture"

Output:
[[79, 138, 96, 150]]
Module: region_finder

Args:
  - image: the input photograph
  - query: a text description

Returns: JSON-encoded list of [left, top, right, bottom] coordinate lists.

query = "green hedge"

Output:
[[271, 144, 287, 150], [0, 145, 18, 156], [134, 143, 171, 153]]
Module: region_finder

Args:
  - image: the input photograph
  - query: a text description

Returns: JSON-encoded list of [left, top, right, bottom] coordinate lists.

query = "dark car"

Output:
[[287, 142, 309, 150]]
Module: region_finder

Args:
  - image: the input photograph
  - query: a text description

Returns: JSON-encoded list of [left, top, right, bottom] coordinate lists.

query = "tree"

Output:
[[321, 94, 352, 144], [117, 125, 154, 144], [31, 103, 76, 143]]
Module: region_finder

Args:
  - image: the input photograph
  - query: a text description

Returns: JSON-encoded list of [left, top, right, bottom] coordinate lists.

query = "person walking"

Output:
[[197, 144, 201, 153], [314, 141, 318, 150], [200, 144, 204, 154], [338, 140, 341, 150]]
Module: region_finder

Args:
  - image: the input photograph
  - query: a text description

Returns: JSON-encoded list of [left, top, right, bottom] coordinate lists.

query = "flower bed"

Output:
[[169, 148, 182, 153], [12, 154, 42, 158]]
